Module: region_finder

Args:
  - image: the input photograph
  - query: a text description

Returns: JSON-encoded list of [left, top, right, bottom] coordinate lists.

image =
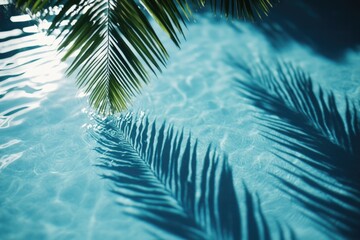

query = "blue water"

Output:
[[1, 5, 359, 240]]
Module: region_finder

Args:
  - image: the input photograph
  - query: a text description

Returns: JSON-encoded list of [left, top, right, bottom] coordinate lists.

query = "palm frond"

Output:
[[52, 0, 172, 114], [90, 113, 290, 239], [11, 0, 184, 114], [233, 60, 360, 238], [14, 0, 273, 114]]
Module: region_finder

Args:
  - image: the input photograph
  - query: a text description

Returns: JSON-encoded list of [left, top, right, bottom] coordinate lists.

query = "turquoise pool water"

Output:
[[1, 4, 359, 240]]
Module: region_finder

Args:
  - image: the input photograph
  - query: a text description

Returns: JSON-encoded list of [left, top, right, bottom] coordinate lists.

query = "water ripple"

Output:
[[0, 15, 66, 169]]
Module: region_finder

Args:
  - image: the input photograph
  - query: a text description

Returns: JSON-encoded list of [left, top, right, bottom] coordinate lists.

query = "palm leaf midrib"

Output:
[[105, 0, 111, 111], [113, 128, 209, 238]]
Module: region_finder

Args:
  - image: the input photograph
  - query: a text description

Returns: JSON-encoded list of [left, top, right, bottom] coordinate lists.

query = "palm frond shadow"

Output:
[[90, 113, 291, 239], [232, 60, 360, 238], [91, 114, 238, 239]]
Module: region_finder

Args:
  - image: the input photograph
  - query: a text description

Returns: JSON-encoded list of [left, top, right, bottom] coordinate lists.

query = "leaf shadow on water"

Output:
[[232, 59, 360, 239], [90, 113, 293, 239]]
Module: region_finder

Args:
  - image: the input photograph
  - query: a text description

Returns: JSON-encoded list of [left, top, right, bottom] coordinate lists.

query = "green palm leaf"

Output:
[[91, 113, 290, 239], [233, 60, 360, 238], [53, 0, 170, 114], [14, 0, 273, 114]]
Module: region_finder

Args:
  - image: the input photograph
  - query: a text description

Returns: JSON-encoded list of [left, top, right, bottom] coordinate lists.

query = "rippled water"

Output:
[[1, 5, 359, 240]]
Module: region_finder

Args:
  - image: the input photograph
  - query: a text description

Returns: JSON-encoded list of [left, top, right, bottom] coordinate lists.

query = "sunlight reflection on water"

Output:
[[0, 15, 67, 171]]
